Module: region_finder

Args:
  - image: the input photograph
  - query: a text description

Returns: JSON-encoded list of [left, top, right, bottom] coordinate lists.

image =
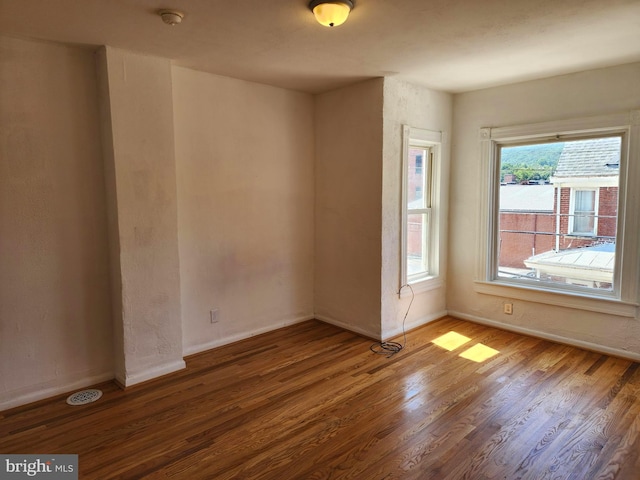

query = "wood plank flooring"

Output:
[[1, 317, 639, 479]]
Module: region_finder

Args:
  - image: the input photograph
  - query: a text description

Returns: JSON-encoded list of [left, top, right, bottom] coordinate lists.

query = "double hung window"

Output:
[[401, 126, 442, 291], [570, 189, 597, 235]]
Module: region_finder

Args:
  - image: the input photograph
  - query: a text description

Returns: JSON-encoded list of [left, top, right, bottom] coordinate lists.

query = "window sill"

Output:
[[474, 280, 638, 318], [401, 276, 443, 298], [566, 233, 596, 238]]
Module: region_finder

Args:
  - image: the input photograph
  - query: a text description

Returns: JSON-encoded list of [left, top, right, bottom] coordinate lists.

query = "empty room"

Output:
[[1, 0, 639, 478]]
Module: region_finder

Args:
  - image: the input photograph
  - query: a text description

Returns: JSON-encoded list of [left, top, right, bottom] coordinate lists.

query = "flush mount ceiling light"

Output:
[[159, 9, 184, 26], [309, 0, 354, 27]]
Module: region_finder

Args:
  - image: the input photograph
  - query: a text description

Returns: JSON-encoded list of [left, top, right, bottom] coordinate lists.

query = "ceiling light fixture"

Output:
[[159, 9, 184, 26], [309, 0, 354, 27]]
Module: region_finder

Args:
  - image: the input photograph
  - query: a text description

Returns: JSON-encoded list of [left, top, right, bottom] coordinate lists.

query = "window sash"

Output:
[[406, 210, 430, 280], [494, 139, 618, 293]]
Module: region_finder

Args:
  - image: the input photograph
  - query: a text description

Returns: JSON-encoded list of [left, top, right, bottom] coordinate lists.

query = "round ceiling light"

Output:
[[159, 9, 184, 26], [309, 0, 354, 27]]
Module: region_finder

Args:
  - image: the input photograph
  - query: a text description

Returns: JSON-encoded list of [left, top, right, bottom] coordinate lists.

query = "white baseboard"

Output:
[[448, 310, 640, 363], [382, 310, 448, 340], [117, 359, 187, 387], [0, 370, 114, 412], [183, 314, 314, 357], [314, 314, 380, 340]]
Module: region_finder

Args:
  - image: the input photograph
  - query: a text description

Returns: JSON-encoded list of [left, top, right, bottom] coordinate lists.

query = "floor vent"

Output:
[[66, 389, 103, 406]]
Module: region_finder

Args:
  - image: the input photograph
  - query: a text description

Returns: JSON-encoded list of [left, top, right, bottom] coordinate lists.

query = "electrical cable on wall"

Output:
[[370, 284, 414, 357]]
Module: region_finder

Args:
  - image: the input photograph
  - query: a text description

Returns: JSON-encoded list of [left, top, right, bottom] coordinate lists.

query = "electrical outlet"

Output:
[[504, 303, 513, 315], [210, 308, 219, 324]]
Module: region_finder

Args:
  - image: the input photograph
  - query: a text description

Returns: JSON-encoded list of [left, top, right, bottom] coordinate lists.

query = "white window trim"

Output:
[[476, 110, 640, 317], [401, 126, 442, 295], [569, 187, 599, 236]]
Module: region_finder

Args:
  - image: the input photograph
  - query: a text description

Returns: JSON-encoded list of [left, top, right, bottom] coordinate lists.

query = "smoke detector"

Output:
[[159, 9, 184, 26]]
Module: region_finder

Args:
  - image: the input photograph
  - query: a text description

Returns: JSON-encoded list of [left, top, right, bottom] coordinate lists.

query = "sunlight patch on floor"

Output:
[[431, 331, 471, 351], [431, 331, 500, 363], [459, 343, 500, 362]]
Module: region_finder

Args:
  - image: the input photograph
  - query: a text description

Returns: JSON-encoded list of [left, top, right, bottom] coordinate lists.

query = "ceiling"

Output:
[[1, 0, 639, 94]]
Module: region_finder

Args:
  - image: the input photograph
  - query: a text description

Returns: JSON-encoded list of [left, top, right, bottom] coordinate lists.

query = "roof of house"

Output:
[[524, 244, 615, 283], [553, 137, 620, 178], [500, 185, 554, 211]]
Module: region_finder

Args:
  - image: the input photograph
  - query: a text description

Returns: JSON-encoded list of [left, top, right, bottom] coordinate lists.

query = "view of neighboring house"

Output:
[[548, 137, 619, 248], [499, 137, 620, 289]]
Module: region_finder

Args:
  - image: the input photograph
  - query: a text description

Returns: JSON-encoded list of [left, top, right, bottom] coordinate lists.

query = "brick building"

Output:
[[499, 185, 555, 269]]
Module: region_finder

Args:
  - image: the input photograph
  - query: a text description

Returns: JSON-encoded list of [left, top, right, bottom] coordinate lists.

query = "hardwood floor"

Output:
[[1, 317, 639, 479]]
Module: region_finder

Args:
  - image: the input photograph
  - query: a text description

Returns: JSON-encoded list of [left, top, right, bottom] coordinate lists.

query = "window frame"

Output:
[[400, 126, 442, 295], [476, 111, 640, 317]]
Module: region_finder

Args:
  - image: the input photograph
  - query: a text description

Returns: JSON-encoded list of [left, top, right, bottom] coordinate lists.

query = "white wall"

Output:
[[172, 67, 315, 354], [314, 78, 452, 340], [96, 47, 184, 386], [381, 78, 452, 339], [449, 62, 640, 358], [0, 37, 113, 409], [314, 79, 384, 339]]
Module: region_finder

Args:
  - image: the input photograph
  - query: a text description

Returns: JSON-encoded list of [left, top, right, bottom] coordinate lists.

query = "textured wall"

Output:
[[97, 47, 184, 385], [381, 78, 452, 339], [172, 67, 315, 354], [314, 79, 384, 339], [449, 62, 640, 357], [0, 37, 113, 409]]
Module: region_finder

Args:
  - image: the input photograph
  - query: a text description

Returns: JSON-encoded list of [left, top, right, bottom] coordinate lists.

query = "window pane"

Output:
[[408, 147, 426, 210], [497, 137, 620, 292], [407, 213, 428, 277]]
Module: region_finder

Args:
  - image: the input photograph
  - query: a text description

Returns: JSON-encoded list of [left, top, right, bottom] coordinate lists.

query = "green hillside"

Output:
[[501, 142, 564, 183]]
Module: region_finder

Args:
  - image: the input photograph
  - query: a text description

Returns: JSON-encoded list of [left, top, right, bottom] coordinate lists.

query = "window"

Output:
[[477, 111, 640, 316], [401, 126, 442, 291], [570, 189, 597, 235]]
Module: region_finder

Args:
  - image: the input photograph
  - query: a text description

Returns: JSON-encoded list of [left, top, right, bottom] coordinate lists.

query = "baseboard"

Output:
[[314, 314, 380, 340], [183, 314, 314, 357], [118, 359, 187, 387], [0, 370, 114, 412], [382, 310, 449, 340], [448, 310, 640, 363]]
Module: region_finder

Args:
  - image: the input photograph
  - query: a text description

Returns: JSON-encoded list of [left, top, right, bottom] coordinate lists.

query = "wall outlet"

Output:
[[210, 308, 219, 324], [503, 303, 513, 315]]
